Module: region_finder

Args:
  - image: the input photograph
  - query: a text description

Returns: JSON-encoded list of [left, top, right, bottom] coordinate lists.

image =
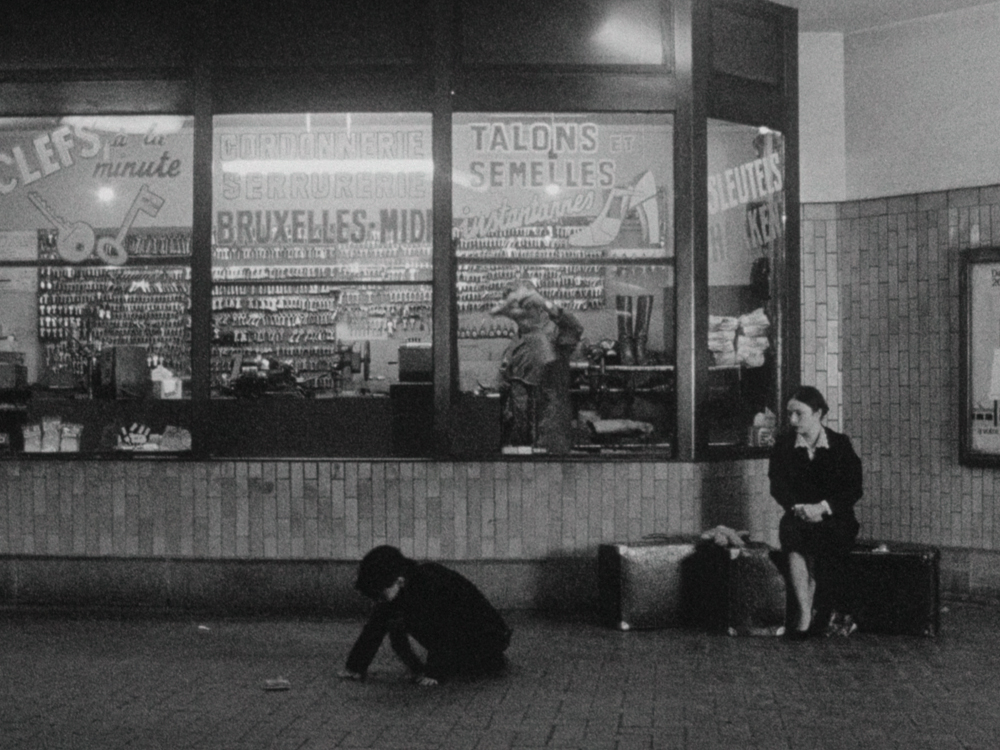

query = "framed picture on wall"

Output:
[[960, 247, 1000, 465]]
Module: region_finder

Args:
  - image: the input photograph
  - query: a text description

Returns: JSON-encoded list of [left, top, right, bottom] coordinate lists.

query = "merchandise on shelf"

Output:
[[210, 242, 433, 392], [36, 231, 192, 383]]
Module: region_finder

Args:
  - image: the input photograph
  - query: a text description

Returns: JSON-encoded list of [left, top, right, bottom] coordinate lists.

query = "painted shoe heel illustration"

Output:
[[629, 171, 659, 245], [568, 187, 632, 247], [568, 171, 658, 248]]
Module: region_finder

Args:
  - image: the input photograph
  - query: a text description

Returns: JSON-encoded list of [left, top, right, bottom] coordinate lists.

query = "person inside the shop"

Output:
[[768, 386, 863, 640], [339, 545, 512, 685], [490, 279, 584, 454]]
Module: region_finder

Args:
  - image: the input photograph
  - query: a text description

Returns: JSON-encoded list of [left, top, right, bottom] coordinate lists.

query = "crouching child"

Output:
[[340, 545, 512, 686]]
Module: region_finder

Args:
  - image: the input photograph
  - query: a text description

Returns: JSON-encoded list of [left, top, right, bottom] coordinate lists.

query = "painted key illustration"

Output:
[[27, 192, 97, 263], [95, 184, 166, 265]]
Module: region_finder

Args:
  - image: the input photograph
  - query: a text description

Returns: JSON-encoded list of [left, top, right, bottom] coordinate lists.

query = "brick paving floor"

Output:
[[2, 601, 1000, 749]]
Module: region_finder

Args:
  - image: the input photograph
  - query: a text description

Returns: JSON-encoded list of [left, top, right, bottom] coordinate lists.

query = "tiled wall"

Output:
[[800, 203, 844, 431], [5, 184, 1000, 603], [0, 459, 779, 562], [803, 185, 1000, 556]]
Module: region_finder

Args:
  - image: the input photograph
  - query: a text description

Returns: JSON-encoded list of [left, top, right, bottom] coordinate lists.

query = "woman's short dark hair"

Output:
[[788, 385, 829, 417]]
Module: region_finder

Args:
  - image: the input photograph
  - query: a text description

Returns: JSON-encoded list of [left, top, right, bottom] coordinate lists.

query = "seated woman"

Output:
[[768, 386, 863, 639]]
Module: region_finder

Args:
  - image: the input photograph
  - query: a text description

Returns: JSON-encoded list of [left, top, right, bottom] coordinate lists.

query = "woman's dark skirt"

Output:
[[779, 511, 861, 618]]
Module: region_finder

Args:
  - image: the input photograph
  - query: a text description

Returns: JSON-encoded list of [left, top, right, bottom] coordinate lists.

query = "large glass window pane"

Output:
[[453, 112, 674, 456], [211, 113, 432, 402], [706, 119, 784, 448], [0, 115, 193, 455], [460, 0, 669, 66], [212, 0, 426, 67]]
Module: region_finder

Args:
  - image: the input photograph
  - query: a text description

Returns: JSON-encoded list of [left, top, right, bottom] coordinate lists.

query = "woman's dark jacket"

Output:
[[345, 561, 511, 680], [768, 426, 863, 520]]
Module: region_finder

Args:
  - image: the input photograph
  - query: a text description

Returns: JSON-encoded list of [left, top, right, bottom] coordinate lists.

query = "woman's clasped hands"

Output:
[[793, 502, 828, 523]]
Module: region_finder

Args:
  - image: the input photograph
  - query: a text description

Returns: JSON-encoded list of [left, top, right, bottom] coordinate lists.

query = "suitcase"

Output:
[[597, 537, 786, 634], [597, 536, 700, 630], [687, 541, 787, 636], [846, 541, 940, 636]]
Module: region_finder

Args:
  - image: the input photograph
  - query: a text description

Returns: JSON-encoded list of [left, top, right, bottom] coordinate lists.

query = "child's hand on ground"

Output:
[[415, 674, 439, 686]]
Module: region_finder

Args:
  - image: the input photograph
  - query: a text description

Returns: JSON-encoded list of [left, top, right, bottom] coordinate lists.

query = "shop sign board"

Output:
[[212, 113, 433, 247], [451, 113, 673, 260], [0, 116, 194, 264]]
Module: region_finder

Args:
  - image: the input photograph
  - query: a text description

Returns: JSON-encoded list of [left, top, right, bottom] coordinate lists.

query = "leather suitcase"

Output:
[[597, 536, 700, 630], [688, 541, 787, 636], [846, 541, 940, 636], [597, 537, 786, 634]]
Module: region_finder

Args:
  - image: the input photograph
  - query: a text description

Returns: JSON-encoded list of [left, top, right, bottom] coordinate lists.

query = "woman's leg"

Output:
[[813, 517, 860, 630], [787, 551, 816, 632]]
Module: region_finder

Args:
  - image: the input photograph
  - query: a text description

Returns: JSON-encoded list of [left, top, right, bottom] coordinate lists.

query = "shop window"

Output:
[[211, 0, 426, 67], [706, 119, 784, 449], [453, 112, 674, 456], [0, 115, 193, 455], [211, 113, 433, 403], [460, 0, 670, 67]]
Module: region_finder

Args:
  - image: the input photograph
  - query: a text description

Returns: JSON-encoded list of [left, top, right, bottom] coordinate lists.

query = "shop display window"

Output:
[[211, 113, 433, 401], [453, 112, 674, 456], [0, 0, 796, 463], [706, 119, 785, 448], [460, 0, 669, 66], [0, 115, 193, 455]]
